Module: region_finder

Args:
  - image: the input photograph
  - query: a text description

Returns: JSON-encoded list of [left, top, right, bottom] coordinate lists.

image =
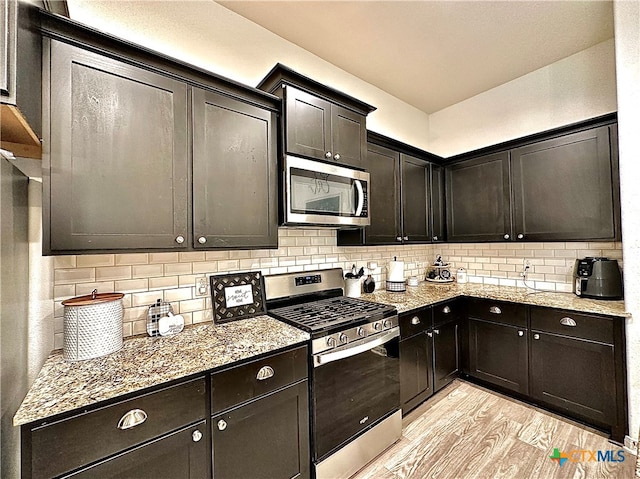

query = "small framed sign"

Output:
[[209, 271, 267, 324]]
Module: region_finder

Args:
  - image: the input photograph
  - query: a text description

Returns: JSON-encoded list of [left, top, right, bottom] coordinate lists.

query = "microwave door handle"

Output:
[[354, 180, 364, 216], [313, 327, 399, 367]]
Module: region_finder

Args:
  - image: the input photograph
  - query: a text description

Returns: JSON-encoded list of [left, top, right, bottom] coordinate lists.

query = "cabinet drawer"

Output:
[[211, 346, 308, 414], [30, 377, 206, 479], [530, 308, 614, 344], [467, 298, 526, 327], [399, 309, 431, 339], [433, 299, 464, 326]]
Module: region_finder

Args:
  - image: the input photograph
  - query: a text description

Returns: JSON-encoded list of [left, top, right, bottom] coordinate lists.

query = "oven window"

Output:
[[312, 337, 400, 461], [290, 168, 357, 216]]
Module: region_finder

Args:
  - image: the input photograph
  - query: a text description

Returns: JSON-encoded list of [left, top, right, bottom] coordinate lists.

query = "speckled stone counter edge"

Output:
[[14, 315, 309, 427]]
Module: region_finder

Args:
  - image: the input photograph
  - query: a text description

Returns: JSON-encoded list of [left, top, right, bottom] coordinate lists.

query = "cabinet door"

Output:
[[511, 126, 617, 241], [330, 104, 366, 169], [446, 152, 512, 242], [212, 381, 310, 479], [430, 164, 446, 242], [364, 144, 401, 245], [530, 331, 615, 427], [468, 319, 528, 395], [401, 155, 430, 243], [284, 86, 331, 161], [192, 88, 277, 249], [400, 333, 433, 413], [433, 320, 460, 392], [65, 422, 209, 479], [48, 41, 189, 252]]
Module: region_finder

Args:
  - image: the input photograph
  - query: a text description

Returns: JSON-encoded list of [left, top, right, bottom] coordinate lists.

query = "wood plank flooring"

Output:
[[352, 380, 636, 479]]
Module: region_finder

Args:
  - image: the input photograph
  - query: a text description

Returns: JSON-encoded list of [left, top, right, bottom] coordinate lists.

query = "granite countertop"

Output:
[[363, 282, 628, 317], [14, 315, 309, 427]]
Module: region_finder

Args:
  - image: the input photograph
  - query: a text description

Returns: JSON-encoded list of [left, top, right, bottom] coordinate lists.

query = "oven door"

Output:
[[312, 327, 400, 462], [285, 155, 369, 227]]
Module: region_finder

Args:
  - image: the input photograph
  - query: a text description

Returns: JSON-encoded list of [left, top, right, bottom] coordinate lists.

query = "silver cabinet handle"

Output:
[[433, 236, 438, 241], [403, 236, 409, 241], [427, 331, 433, 337], [433, 329, 440, 335], [560, 317, 577, 327], [256, 365, 275, 381], [192, 430, 202, 442], [334, 153, 341, 161], [396, 236, 402, 241], [517, 233, 524, 239], [217, 419, 227, 431], [533, 333, 540, 340], [443, 306, 451, 314], [411, 316, 420, 325], [175, 235, 185, 244], [518, 330, 524, 337], [325, 151, 332, 158], [117, 409, 147, 430], [489, 306, 502, 314], [504, 234, 510, 240], [198, 236, 207, 244]]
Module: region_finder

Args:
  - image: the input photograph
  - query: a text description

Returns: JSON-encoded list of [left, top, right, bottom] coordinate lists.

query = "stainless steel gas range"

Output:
[[264, 268, 401, 479]]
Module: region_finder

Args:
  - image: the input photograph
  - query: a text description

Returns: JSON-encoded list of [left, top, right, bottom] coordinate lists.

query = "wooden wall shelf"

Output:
[[0, 104, 42, 159]]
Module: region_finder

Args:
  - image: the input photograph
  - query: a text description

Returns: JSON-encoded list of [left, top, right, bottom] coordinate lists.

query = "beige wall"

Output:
[[427, 39, 617, 157], [66, 0, 431, 151], [613, 0, 640, 442]]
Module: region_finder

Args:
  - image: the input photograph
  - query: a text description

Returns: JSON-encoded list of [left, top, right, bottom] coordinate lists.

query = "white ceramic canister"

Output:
[[345, 278, 362, 298], [62, 290, 124, 361], [457, 268, 468, 284]]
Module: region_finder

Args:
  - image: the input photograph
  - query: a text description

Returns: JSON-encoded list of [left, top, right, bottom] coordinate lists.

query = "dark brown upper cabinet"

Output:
[[46, 40, 190, 253], [192, 89, 277, 249], [446, 152, 512, 243], [511, 125, 618, 241], [338, 134, 446, 246], [41, 12, 280, 254], [257, 64, 376, 170], [446, 118, 620, 243]]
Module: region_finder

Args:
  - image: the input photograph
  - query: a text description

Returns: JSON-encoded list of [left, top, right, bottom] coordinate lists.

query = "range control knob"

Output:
[[373, 322, 382, 331], [357, 327, 366, 337], [383, 319, 392, 329], [339, 333, 348, 344], [326, 336, 337, 348]]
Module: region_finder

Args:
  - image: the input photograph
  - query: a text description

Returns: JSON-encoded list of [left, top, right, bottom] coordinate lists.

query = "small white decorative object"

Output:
[[457, 268, 468, 284], [158, 312, 185, 336]]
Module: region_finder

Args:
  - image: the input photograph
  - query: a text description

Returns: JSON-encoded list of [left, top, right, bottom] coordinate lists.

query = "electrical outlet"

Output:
[[624, 435, 638, 455], [195, 276, 208, 297], [521, 259, 531, 278]]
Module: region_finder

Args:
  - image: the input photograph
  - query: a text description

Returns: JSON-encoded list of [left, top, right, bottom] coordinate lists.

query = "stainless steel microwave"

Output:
[[283, 155, 370, 227]]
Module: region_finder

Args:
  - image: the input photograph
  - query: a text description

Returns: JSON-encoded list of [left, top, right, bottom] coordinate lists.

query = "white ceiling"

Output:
[[216, 0, 614, 114]]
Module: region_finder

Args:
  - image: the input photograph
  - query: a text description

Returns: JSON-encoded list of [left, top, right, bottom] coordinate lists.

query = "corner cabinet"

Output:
[[41, 13, 280, 254], [46, 40, 190, 253], [192, 89, 277, 249]]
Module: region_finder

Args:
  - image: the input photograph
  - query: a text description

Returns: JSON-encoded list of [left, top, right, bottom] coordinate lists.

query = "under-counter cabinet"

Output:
[[41, 12, 279, 254], [467, 299, 529, 395], [210, 346, 310, 479], [529, 307, 626, 440], [22, 377, 209, 479], [257, 64, 375, 170]]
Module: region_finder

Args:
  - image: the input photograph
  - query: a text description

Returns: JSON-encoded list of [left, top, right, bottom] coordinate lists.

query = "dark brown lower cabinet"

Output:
[[433, 320, 460, 392], [468, 318, 529, 395], [530, 331, 615, 428], [400, 330, 433, 413], [212, 380, 310, 479], [65, 421, 209, 479]]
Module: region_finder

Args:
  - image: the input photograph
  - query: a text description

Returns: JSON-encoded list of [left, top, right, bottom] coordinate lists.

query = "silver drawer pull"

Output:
[[192, 430, 202, 442], [560, 317, 577, 327], [117, 409, 147, 430], [217, 419, 227, 431], [443, 306, 451, 314], [489, 306, 502, 314], [256, 365, 275, 381], [411, 316, 420, 325]]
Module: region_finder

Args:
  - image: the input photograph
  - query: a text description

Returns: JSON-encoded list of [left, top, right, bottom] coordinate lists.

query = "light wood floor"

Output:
[[352, 379, 636, 479]]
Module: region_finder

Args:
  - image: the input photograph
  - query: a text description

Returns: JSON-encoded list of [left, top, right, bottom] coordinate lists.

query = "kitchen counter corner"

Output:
[[14, 316, 309, 427]]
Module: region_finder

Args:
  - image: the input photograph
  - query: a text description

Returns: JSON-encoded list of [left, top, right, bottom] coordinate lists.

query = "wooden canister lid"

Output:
[[62, 289, 124, 307]]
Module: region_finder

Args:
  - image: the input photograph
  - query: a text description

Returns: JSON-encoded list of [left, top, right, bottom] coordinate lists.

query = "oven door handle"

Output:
[[313, 327, 399, 367]]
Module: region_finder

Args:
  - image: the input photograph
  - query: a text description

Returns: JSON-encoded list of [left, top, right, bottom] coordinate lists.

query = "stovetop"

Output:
[[268, 296, 397, 336]]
